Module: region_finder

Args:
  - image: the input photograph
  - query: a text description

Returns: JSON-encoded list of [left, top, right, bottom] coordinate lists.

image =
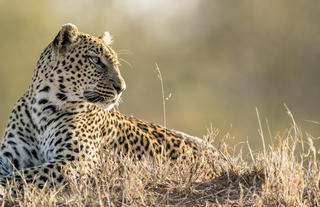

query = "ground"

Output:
[[0, 125, 319, 207]]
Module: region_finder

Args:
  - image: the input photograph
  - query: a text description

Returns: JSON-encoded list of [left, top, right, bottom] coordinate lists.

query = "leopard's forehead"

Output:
[[76, 33, 119, 66]]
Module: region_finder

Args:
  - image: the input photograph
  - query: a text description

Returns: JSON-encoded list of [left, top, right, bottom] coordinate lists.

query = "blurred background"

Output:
[[0, 0, 319, 152]]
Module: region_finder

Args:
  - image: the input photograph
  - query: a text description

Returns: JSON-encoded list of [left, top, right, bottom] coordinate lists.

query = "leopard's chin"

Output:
[[95, 102, 115, 111], [96, 96, 120, 111]]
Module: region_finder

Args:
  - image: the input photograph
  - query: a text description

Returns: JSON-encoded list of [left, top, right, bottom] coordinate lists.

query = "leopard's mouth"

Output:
[[83, 90, 118, 108], [83, 91, 105, 103]]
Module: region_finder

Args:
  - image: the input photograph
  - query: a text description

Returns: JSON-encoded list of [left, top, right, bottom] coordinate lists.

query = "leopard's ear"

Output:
[[100, 31, 113, 45], [53, 23, 79, 55]]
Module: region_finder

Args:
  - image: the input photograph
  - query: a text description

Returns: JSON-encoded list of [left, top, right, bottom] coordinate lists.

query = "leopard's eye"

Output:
[[90, 56, 100, 64], [86, 56, 105, 69]]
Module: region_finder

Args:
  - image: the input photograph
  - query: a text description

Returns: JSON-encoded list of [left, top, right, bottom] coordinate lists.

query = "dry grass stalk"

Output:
[[0, 121, 318, 206]]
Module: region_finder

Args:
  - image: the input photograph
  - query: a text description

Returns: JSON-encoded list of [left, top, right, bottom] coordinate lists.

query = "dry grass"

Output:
[[0, 125, 319, 206]]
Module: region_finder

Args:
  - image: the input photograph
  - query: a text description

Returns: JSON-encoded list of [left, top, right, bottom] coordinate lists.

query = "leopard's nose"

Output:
[[113, 73, 126, 94], [113, 82, 126, 94]]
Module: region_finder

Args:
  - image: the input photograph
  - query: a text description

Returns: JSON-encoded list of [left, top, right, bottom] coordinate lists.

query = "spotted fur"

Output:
[[0, 24, 212, 193]]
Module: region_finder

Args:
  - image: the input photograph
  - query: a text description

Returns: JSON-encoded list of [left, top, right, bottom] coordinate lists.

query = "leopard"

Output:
[[0, 23, 216, 194]]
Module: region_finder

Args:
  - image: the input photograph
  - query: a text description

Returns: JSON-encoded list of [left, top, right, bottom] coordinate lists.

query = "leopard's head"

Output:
[[48, 23, 126, 110]]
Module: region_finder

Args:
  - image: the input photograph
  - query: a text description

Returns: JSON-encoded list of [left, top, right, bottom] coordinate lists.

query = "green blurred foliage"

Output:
[[0, 0, 319, 151]]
